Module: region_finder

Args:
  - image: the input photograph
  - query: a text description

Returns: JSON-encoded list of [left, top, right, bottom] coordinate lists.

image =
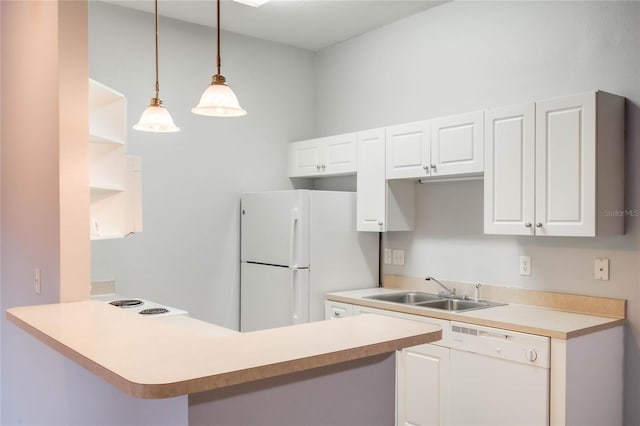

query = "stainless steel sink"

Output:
[[415, 299, 494, 312], [364, 291, 504, 313], [365, 291, 441, 304]]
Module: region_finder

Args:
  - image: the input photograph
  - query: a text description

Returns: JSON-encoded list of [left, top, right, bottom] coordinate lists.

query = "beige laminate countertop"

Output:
[[7, 300, 441, 399], [327, 288, 625, 339]]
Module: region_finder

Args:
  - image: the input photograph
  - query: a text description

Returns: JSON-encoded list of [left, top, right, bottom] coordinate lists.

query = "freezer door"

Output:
[[241, 191, 310, 267], [240, 262, 310, 332]]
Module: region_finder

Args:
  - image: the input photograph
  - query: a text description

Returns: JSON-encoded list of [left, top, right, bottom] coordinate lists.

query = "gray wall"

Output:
[[89, 2, 315, 329], [313, 1, 640, 424], [189, 354, 395, 426]]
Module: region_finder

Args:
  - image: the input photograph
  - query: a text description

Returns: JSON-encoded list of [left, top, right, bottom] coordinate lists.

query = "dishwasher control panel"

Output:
[[448, 321, 550, 368]]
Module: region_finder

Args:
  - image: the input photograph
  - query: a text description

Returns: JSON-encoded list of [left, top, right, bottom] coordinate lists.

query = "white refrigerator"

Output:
[[240, 190, 378, 332]]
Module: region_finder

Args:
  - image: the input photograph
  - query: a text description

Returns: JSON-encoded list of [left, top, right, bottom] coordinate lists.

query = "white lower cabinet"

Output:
[[326, 303, 449, 425], [397, 343, 450, 426], [325, 299, 623, 426]]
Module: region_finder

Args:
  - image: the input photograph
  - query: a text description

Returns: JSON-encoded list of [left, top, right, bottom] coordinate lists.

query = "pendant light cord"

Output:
[[154, 0, 160, 99], [216, 0, 222, 76]]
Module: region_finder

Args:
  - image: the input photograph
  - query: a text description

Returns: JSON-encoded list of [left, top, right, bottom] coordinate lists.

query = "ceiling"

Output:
[[102, 0, 446, 51]]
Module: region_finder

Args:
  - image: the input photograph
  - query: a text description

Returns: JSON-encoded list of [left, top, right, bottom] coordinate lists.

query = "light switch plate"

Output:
[[594, 258, 610, 280], [392, 249, 405, 266], [34, 268, 41, 295]]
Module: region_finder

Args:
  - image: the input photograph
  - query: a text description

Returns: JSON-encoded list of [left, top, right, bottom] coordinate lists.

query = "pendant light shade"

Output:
[[192, 0, 247, 117], [134, 0, 180, 133], [133, 98, 180, 132], [192, 75, 246, 117]]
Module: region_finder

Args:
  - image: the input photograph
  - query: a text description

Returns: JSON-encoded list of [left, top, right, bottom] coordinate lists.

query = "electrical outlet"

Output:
[[383, 249, 392, 265], [594, 258, 610, 280], [519, 256, 531, 276], [34, 268, 41, 295], [392, 249, 405, 266]]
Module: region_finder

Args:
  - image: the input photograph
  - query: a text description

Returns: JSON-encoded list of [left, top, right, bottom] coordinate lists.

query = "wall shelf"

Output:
[[89, 78, 142, 240]]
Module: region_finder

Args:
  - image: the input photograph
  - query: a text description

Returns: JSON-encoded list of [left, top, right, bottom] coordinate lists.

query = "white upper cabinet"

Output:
[[484, 103, 536, 235], [289, 133, 357, 177], [357, 128, 415, 232], [386, 121, 431, 179], [484, 91, 624, 237], [386, 111, 484, 180], [430, 110, 484, 177], [356, 128, 387, 232]]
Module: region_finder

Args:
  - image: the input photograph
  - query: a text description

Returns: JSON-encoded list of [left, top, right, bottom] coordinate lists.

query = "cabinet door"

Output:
[[535, 93, 596, 236], [386, 121, 431, 179], [357, 128, 387, 232], [289, 139, 322, 177], [484, 103, 535, 235], [431, 110, 484, 176], [397, 343, 450, 426], [323, 133, 357, 176]]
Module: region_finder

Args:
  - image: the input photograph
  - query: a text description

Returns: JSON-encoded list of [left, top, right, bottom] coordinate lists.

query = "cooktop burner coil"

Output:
[[139, 307, 170, 315], [109, 299, 143, 308]]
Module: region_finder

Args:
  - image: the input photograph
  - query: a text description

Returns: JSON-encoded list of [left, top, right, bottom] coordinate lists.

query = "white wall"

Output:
[[89, 2, 315, 329], [313, 1, 640, 424]]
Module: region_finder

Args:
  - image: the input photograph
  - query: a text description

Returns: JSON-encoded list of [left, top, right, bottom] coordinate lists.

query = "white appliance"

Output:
[[91, 293, 188, 317], [240, 190, 378, 332], [447, 321, 550, 426]]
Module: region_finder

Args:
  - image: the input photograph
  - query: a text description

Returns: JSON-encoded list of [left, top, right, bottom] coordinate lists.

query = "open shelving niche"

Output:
[[89, 78, 142, 240]]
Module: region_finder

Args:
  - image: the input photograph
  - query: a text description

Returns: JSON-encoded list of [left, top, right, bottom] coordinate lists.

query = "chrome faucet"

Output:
[[473, 283, 482, 301], [425, 276, 456, 297]]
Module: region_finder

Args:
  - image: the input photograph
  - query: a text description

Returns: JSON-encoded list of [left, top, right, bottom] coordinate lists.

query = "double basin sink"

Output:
[[364, 291, 504, 313]]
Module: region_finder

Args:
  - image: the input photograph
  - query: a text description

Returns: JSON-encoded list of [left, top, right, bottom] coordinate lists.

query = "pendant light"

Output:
[[192, 0, 247, 117], [133, 0, 180, 132]]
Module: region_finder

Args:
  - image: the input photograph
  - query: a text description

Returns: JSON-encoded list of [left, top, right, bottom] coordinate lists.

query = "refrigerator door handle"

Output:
[[291, 269, 299, 322], [288, 208, 299, 268]]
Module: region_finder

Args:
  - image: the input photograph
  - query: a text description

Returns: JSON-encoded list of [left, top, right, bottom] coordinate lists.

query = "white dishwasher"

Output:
[[447, 321, 550, 426]]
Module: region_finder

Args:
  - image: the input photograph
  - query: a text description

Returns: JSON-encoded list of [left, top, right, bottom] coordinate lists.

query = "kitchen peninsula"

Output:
[[7, 300, 441, 425]]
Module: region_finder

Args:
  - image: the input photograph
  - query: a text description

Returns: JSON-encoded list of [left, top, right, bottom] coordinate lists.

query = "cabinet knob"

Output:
[[378, 221, 383, 226], [333, 311, 341, 317], [316, 164, 321, 171], [535, 223, 543, 228], [423, 165, 429, 170], [321, 164, 326, 170], [430, 164, 437, 170], [524, 223, 532, 228]]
